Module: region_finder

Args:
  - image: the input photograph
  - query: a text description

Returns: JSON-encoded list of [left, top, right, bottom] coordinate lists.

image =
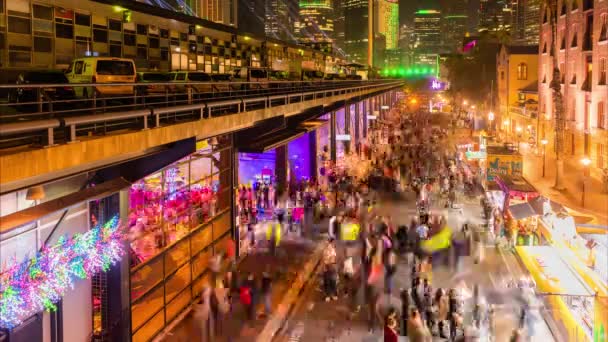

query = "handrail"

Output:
[[64, 109, 151, 142], [0, 81, 404, 149]]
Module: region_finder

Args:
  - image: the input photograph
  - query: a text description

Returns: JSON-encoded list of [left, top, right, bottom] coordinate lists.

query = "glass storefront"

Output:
[[288, 133, 313, 184], [128, 135, 233, 342]]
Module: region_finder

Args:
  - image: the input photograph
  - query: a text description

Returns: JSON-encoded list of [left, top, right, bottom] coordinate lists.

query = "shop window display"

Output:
[[128, 136, 233, 341]]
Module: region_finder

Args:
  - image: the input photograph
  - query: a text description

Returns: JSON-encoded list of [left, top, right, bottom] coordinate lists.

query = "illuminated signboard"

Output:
[[430, 79, 445, 90]]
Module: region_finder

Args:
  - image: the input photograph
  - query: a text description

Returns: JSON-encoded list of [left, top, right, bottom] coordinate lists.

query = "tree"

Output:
[[544, 0, 566, 189]]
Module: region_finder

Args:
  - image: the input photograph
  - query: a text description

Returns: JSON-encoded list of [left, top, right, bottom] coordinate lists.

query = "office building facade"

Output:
[[296, 0, 334, 43], [414, 9, 442, 54], [538, 0, 608, 176], [375, 0, 398, 50], [344, 0, 368, 64]]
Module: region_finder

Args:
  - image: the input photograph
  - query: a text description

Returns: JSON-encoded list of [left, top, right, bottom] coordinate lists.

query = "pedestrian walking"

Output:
[[240, 273, 255, 321], [193, 288, 214, 342], [261, 268, 273, 316]]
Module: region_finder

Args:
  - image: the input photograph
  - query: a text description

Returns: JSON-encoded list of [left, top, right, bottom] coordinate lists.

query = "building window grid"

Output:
[[601, 14, 608, 41], [2, 4, 251, 70], [599, 102, 606, 129], [600, 58, 607, 85]]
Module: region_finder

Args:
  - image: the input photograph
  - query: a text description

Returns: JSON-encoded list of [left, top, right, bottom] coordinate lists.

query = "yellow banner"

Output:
[[421, 227, 452, 252], [341, 223, 360, 241]]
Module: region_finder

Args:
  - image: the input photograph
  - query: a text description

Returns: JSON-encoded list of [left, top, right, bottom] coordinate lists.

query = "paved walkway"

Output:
[[520, 145, 608, 226], [275, 193, 556, 342], [157, 224, 327, 342]]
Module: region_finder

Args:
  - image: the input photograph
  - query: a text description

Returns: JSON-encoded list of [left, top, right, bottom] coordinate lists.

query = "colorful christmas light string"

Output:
[[0, 216, 124, 329]]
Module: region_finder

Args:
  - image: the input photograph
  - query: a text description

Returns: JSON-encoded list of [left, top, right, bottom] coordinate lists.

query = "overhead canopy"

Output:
[[0, 178, 130, 234], [508, 202, 537, 220], [235, 105, 324, 153], [529, 196, 567, 216]]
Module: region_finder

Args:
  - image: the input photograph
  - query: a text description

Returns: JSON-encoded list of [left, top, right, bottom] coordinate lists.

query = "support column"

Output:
[[344, 103, 351, 154], [275, 145, 288, 200], [309, 131, 318, 182], [354, 101, 361, 150], [363, 100, 368, 138], [330, 110, 337, 162]]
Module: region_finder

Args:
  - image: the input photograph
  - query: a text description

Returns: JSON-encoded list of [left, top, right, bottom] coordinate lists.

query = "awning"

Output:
[[299, 119, 327, 132], [237, 129, 306, 153], [0, 177, 131, 234], [508, 202, 537, 220], [529, 196, 567, 216]]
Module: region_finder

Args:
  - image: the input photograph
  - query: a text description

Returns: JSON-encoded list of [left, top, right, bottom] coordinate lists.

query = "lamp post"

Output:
[[516, 126, 523, 151], [581, 157, 591, 207], [488, 112, 495, 134], [541, 139, 548, 177]]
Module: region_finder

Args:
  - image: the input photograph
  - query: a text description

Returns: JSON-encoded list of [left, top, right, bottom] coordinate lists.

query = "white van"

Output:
[[65, 57, 136, 98]]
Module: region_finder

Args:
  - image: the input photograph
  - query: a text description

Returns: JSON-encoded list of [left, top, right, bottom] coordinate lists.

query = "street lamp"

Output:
[[541, 139, 548, 177], [516, 126, 523, 150], [488, 112, 495, 133], [581, 157, 591, 207]]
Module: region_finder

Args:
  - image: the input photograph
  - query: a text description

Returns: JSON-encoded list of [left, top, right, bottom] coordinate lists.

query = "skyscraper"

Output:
[[265, 0, 297, 42], [201, 0, 237, 25], [344, 0, 368, 63], [296, 0, 334, 43], [522, 0, 540, 45], [238, 0, 266, 36], [334, 0, 346, 52], [374, 0, 399, 50], [441, 0, 468, 52], [478, 0, 512, 33], [414, 9, 442, 54]]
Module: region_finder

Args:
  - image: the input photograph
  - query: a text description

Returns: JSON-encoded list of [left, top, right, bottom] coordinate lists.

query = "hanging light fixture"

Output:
[[26, 185, 46, 201]]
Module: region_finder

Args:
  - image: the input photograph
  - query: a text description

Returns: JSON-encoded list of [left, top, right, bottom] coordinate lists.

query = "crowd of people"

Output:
[[191, 101, 538, 342]]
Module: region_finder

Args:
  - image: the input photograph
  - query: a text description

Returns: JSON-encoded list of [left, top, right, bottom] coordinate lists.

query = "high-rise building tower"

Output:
[[441, 0, 468, 52], [296, 0, 334, 43], [199, 0, 238, 25], [265, 0, 292, 41], [374, 0, 399, 50], [478, 0, 512, 33], [238, 0, 266, 36], [522, 0, 540, 45], [334, 0, 346, 52], [344, 0, 369, 63], [414, 9, 442, 54]]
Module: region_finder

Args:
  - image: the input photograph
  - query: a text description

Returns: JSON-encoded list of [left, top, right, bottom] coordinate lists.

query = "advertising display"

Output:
[[486, 152, 523, 180]]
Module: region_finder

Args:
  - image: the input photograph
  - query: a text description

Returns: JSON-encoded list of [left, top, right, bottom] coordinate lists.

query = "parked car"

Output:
[[210, 73, 233, 93], [169, 71, 214, 93], [233, 67, 269, 89], [8, 70, 75, 111], [136, 72, 172, 95], [9, 70, 75, 102], [64, 57, 136, 98]]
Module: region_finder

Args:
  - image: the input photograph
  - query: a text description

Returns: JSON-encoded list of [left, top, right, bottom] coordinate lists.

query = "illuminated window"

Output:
[[600, 14, 607, 41], [517, 63, 528, 80]]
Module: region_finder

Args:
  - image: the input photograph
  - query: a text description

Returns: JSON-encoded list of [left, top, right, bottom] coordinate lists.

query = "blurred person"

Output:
[[384, 308, 400, 342], [261, 267, 273, 316], [194, 288, 213, 341]]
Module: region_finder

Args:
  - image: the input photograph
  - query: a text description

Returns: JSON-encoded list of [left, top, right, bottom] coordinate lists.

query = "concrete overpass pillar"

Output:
[[363, 100, 368, 139], [344, 103, 351, 154], [309, 131, 317, 182], [354, 101, 360, 153], [275, 145, 288, 199], [330, 110, 337, 162]]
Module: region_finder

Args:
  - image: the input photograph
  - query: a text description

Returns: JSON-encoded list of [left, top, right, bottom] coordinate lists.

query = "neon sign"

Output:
[[431, 79, 444, 90]]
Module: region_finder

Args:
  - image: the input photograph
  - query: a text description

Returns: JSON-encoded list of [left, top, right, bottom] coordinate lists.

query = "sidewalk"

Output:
[[157, 229, 327, 342], [521, 146, 608, 225]]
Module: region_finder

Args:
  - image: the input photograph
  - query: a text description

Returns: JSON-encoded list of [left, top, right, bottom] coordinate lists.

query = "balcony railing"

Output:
[[510, 105, 538, 119], [0, 79, 403, 151]]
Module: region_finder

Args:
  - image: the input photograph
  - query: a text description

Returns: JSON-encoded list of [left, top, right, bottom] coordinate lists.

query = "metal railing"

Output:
[[0, 80, 402, 150]]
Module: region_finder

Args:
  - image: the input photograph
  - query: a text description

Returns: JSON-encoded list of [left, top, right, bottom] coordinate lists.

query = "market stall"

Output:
[[494, 175, 539, 212], [506, 202, 539, 245]]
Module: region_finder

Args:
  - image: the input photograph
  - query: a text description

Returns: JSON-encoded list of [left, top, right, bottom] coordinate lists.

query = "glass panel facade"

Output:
[[129, 135, 233, 340]]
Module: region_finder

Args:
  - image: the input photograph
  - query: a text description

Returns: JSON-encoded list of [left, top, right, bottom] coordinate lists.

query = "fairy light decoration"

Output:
[[0, 216, 124, 329]]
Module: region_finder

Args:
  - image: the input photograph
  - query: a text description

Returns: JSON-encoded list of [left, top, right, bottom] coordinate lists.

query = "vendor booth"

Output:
[[494, 175, 539, 211], [507, 202, 539, 245]]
